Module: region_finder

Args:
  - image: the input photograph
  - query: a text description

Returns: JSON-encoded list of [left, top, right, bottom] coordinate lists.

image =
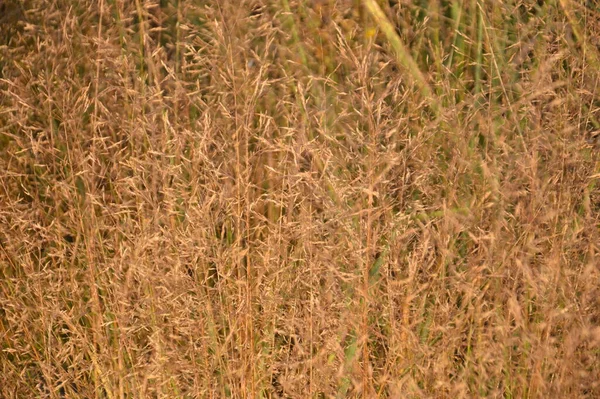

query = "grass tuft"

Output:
[[1, 0, 600, 397]]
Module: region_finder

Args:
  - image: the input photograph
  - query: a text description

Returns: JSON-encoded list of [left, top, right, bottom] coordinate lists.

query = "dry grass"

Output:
[[1, 0, 600, 397]]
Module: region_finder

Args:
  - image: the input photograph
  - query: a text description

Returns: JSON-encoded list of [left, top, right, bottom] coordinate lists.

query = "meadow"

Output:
[[1, 0, 599, 397]]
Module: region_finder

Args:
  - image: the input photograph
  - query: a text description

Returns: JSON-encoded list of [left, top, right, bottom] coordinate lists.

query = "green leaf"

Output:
[[75, 176, 86, 198], [368, 252, 385, 285]]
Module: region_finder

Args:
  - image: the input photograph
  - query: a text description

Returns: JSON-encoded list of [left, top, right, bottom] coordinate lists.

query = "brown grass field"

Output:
[[1, 0, 600, 397]]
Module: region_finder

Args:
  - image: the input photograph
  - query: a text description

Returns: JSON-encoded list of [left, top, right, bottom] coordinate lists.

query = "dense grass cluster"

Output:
[[1, 0, 600, 397]]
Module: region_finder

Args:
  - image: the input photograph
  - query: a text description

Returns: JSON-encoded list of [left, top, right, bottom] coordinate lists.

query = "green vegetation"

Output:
[[1, 0, 599, 397]]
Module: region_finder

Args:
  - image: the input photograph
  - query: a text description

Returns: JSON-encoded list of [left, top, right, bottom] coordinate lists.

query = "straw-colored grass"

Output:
[[1, 0, 599, 397]]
